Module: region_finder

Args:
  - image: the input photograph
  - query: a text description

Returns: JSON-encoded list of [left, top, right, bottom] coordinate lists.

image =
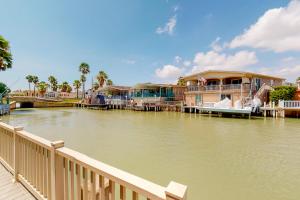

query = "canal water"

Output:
[[2, 108, 300, 200]]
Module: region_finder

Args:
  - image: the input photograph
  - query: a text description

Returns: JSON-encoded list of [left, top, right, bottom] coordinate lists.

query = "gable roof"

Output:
[[182, 70, 285, 81]]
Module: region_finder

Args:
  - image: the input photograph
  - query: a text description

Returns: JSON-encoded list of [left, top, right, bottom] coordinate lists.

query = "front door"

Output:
[[195, 94, 201, 106]]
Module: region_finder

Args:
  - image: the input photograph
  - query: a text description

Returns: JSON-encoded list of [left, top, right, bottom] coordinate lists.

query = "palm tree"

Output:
[[48, 76, 58, 91], [0, 35, 12, 71], [177, 77, 186, 86], [66, 85, 72, 93], [32, 76, 39, 96], [79, 62, 90, 98], [80, 75, 86, 97], [37, 81, 49, 97], [60, 81, 70, 92], [25, 75, 34, 94], [96, 71, 108, 87], [73, 80, 81, 99], [106, 79, 113, 86], [92, 82, 99, 90]]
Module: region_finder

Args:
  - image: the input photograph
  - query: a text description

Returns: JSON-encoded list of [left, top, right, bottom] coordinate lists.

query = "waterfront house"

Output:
[[98, 85, 131, 106], [130, 83, 185, 108], [182, 70, 284, 107]]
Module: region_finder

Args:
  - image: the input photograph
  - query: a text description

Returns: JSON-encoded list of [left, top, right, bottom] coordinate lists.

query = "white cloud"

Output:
[[281, 56, 295, 62], [210, 37, 223, 52], [174, 56, 182, 63], [156, 15, 177, 35], [230, 0, 300, 52], [191, 50, 258, 73], [123, 59, 136, 64], [155, 65, 183, 80], [173, 5, 179, 12], [258, 65, 300, 81], [183, 60, 191, 67]]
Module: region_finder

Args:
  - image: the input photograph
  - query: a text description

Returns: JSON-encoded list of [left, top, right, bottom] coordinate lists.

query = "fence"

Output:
[[0, 121, 187, 200]]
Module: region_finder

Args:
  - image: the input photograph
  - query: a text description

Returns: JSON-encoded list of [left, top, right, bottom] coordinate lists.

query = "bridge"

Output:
[[0, 121, 187, 200], [9, 96, 74, 108]]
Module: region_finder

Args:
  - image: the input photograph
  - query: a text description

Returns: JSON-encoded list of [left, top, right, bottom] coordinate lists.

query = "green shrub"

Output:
[[270, 86, 297, 102]]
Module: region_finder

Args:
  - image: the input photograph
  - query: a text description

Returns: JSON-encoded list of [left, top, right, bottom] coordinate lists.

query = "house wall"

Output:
[[259, 77, 283, 87], [173, 87, 185, 101], [294, 90, 300, 100]]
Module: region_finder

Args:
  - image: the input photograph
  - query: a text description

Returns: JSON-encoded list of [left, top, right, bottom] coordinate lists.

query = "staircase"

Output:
[[255, 83, 273, 98]]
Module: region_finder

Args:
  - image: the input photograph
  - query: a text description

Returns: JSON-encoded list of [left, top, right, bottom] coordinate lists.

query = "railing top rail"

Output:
[[284, 100, 300, 103], [56, 147, 166, 200], [16, 130, 52, 150], [0, 122, 14, 132]]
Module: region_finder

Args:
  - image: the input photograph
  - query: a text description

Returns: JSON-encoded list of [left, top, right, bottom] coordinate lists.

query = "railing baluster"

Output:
[[44, 148, 48, 198], [109, 180, 115, 200], [70, 161, 75, 200], [120, 185, 126, 200], [99, 175, 105, 200], [83, 167, 88, 200], [47, 150, 52, 200], [132, 191, 138, 200], [76, 163, 81, 200], [64, 158, 69, 200], [90, 171, 96, 200]]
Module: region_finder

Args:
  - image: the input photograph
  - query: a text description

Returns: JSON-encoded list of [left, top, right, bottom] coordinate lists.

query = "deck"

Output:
[[0, 163, 35, 200]]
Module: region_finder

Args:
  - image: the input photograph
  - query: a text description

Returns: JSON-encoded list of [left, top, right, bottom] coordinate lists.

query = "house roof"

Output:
[[182, 70, 285, 81], [98, 85, 131, 92], [132, 83, 185, 89]]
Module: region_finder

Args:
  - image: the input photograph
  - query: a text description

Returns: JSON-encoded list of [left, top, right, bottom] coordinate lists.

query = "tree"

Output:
[[66, 85, 72, 93], [177, 77, 186, 86], [73, 80, 81, 99], [60, 81, 70, 92], [96, 71, 108, 87], [25, 75, 34, 93], [0, 35, 12, 71], [48, 76, 58, 91], [0, 82, 10, 104], [80, 75, 87, 97], [0, 82, 9, 96], [92, 82, 99, 90], [270, 86, 297, 102], [32, 76, 39, 96], [37, 81, 49, 97], [79, 62, 90, 98], [106, 79, 113, 86], [297, 77, 300, 81]]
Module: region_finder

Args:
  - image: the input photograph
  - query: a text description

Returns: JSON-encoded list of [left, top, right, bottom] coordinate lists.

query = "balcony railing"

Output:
[[187, 84, 250, 92]]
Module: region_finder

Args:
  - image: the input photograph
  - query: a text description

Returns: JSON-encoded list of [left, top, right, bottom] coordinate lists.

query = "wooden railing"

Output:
[[0, 121, 187, 200]]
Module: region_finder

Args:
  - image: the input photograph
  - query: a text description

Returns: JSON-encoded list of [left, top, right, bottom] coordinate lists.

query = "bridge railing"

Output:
[[0, 121, 187, 200]]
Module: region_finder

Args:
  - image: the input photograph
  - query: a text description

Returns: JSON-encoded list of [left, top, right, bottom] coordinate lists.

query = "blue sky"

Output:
[[1, 0, 300, 90]]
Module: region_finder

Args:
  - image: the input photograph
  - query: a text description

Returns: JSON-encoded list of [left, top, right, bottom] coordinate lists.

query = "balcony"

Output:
[[187, 84, 250, 92]]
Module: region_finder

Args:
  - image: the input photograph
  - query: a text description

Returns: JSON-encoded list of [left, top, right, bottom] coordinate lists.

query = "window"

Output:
[[231, 79, 242, 84], [221, 94, 231, 100]]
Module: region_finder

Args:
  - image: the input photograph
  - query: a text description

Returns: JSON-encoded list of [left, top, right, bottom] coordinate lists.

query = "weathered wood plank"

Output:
[[0, 163, 36, 200]]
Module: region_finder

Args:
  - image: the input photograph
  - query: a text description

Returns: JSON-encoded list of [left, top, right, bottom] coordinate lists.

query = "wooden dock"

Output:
[[0, 163, 35, 200]]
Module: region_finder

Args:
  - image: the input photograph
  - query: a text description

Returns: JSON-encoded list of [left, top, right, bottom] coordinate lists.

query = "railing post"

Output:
[[50, 140, 64, 200], [165, 181, 187, 200], [13, 126, 23, 183]]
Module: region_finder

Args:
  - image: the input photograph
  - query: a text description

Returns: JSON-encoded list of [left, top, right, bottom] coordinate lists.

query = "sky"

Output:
[[1, 0, 300, 90]]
